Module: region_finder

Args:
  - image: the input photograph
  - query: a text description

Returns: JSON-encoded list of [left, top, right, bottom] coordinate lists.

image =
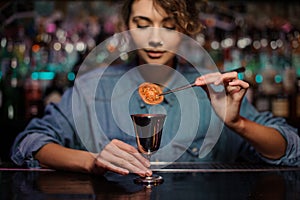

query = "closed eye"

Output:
[[163, 26, 176, 31], [133, 16, 151, 29], [137, 24, 150, 29], [162, 17, 176, 31]]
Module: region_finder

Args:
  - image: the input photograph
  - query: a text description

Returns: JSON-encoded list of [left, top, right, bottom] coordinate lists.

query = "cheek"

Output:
[[164, 52, 176, 61], [130, 32, 148, 48], [163, 35, 182, 51], [136, 49, 146, 57]]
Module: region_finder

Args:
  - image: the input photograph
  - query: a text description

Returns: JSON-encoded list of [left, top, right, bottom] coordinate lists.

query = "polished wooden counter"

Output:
[[1, 162, 299, 199]]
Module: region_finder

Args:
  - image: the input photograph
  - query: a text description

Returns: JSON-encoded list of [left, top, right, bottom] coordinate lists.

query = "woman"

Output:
[[11, 0, 299, 178]]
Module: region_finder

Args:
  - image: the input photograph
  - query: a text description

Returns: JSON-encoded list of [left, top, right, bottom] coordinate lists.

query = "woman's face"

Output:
[[128, 0, 182, 67]]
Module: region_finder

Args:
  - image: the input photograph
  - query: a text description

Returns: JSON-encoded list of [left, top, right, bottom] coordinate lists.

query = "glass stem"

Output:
[[147, 154, 151, 174]]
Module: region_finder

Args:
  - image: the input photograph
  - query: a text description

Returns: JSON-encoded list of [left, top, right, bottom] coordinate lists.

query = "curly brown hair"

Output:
[[119, 0, 203, 36]]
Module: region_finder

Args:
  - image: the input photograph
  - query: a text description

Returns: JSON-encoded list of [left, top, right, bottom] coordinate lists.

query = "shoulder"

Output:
[[73, 63, 133, 88]]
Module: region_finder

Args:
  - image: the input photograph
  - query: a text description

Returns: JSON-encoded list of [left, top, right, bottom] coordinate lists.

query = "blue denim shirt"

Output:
[[11, 62, 300, 167]]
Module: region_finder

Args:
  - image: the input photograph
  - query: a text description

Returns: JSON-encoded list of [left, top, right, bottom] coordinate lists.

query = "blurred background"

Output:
[[1, 0, 300, 161]]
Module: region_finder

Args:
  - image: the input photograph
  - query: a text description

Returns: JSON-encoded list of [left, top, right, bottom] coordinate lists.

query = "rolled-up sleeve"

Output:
[[11, 133, 61, 166], [10, 88, 84, 167], [260, 123, 300, 166], [241, 98, 300, 166]]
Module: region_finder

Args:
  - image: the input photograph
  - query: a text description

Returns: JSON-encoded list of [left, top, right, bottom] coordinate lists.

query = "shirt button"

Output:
[[192, 147, 198, 153]]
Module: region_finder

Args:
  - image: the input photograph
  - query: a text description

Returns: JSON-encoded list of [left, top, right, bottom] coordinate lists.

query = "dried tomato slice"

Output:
[[138, 82, 164, 105]]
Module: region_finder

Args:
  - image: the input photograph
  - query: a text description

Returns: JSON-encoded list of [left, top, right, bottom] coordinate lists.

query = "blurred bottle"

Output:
[[296, 78, 300, 118], [14, 26, 32, 81], [0, 76, 2, 112], [0, 37, 6, 112], [284, 30, 300, 123], [0, 39, 25, 122], [254, 41, 272, 112], [291, 31, 300, 78], [271, 94, 289, 118], [31, 21, 50, 72], [259, 52, 282, 96], [292, 31, 300, 120], [243, 49, 260, 104], [24, 78, 43, 121]]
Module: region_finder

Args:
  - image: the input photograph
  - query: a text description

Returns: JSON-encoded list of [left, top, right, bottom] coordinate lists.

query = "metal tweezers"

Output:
[[159, 66, 245, 96]]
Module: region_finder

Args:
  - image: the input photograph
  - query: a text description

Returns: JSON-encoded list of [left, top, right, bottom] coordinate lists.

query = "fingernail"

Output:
[[146, 170, 152, 177]]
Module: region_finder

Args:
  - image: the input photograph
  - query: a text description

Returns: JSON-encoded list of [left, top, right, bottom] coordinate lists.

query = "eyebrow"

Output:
[[132, 16, 151, 23]]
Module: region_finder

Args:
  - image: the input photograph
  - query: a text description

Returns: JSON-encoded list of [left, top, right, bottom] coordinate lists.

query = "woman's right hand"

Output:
[[91, 139, 152, 177]]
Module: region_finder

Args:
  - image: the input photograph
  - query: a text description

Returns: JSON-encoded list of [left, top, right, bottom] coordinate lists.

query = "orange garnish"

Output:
[[138, 82, 164, 105]]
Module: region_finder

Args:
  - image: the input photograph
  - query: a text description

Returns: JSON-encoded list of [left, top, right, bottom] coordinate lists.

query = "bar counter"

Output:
[[1, 162, 299, 199]]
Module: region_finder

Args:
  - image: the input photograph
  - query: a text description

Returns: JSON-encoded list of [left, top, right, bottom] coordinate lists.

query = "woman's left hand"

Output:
[[194, 71, 249, 128]]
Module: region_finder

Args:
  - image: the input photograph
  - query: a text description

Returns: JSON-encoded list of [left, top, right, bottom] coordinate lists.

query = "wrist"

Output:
[[227, 116, 246, 134], [82, 152, 98, 173]]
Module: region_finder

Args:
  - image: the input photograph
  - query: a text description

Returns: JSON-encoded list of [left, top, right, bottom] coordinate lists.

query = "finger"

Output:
[[102, 140, 152, 176], [112, 139, 150, 167], [195, 71, 238, 86], [214, 72, 238, 85], [94, 156, 130, 175], [226, 85, 241, 94], [194, 72, 221, 86], [226, 80, 249, 95], [228, 79, 250, 89], [98, 149, 152, 177]]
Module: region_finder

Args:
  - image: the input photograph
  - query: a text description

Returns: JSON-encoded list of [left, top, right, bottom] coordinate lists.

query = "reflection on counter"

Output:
[[0, 168, 299, 200]]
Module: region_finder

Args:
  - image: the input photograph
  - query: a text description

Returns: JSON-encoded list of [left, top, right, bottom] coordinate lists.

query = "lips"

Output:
[[144, 49, 166, 58]]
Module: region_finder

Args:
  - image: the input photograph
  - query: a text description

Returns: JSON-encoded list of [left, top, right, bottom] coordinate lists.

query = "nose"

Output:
[[148, 28, 164, 48], [148, 41, 163, 48]]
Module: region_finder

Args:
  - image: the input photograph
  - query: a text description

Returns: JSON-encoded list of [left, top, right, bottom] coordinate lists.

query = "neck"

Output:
[[137, 57, 177, 87]]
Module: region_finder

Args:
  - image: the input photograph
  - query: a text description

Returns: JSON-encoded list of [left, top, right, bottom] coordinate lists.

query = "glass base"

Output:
[[134, 174, 164, 187]]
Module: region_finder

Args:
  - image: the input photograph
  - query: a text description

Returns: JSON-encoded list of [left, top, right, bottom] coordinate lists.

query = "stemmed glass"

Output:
[[130, 113, 166, 186]]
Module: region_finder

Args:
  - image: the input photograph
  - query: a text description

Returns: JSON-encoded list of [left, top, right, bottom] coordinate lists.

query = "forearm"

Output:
[[34, 143, 96, 173], [229, 116, 287, 160]]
